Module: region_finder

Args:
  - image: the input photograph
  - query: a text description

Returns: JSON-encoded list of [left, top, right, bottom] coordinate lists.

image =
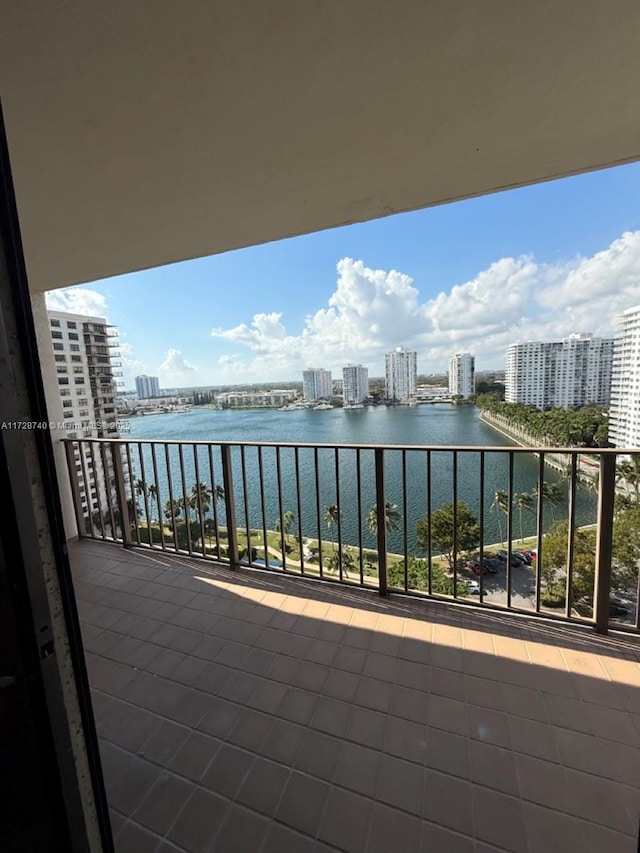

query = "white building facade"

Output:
[[448, 353, 475, 398], [302, 368, 332, 401], [342, 364, 369, 404], [385, 347, 417, 402], [135, 374, 160, 399], [48, 309, 122, 523], [506, 333, 614, 410], [609, 306, 640, 448], [215, 389, 297, 408]]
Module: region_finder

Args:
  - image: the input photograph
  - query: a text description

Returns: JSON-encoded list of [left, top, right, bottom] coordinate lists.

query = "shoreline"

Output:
[[478, 410, 598, 481]]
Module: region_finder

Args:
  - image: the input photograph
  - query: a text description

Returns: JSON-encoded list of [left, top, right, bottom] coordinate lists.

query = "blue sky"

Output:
[[46, 162, 640, 389]]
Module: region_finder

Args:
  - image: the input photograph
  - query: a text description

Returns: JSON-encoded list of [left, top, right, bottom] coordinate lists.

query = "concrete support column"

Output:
[[31, 292, 78, 540]]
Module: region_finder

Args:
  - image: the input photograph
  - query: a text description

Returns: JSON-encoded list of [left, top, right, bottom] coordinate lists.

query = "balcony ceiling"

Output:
[[1, 1, 639, 293]]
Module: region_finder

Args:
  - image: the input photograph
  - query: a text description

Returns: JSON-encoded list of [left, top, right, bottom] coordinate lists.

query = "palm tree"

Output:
[[189, 481, 212, 516], [616, 457, 640, 502], [324, 504, 340, 555], [367, 501, 401, 534], [514, 491, 534, 542], [164, 498, 182, 520], [275, 510, 295, 537], [134, 479, 146, 497], [327, 547, 354, 577], [490, 490, 509, 545], [144, 483, 158, 521], [533, 481, 564, 521]]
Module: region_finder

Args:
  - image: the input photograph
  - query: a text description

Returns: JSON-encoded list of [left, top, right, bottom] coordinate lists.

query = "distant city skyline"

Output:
[[44, 161, 640, 388]]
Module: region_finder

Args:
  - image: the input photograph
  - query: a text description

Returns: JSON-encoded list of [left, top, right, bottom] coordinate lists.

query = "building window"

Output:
[[58, 378, 69, 385], [63, 411, 74, 419], [70, 344, 80, 352], [71, 355, 82, 363], [75, 377, 85, 385], [54, 354, 66, 362], [50, 319, 61, 327], [68, 333, 79, 341], [51, 331, 63, 339], [62, 400, 73, 408], [67, 321, 77, 329], [53, 343, 64, 351]]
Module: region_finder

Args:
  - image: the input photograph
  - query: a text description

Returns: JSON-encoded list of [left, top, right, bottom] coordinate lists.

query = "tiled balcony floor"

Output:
[[70, 539, 640, 853]]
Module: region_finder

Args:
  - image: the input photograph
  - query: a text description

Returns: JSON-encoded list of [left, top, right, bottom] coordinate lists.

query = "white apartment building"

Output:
[[448, 353, 475, 398], [48, 309, 122, 522], [505, 333, 614, 410], [302, 368, 332, 401], [342, 364, 369, 404], [609, 305, 640, 448], [215, 389, 297, 408], [135, 374, 160, 399], [385, 347, 417, 401]]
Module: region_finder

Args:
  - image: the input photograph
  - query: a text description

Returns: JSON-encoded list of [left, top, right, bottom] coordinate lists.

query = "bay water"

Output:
[[125, 404, 596, 556]]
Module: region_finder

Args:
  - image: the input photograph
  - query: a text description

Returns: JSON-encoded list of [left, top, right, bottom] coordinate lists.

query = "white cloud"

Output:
[[45, 287, 108, 318], [210, 232, 640, 377], [159, 348, 196, 377]]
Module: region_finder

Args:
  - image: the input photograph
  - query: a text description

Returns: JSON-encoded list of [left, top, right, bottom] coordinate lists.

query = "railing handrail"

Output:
[[59, 436, 640, 455], [62, 435, 640, 637]]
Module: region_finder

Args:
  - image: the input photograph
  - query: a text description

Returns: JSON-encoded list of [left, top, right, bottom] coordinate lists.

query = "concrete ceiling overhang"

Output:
[[1, 0, 639, 293]]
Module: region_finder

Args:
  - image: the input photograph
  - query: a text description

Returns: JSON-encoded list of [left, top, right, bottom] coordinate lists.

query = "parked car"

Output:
[[478, 557, 499, 573], [513, 550, 532, 565], [465, 579, 481, 595], [465, 559, 485, 575], [497, 549, 525, 567]]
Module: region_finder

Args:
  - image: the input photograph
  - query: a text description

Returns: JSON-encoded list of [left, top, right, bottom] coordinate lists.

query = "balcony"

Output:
[[72, 537, 640, 852], [63, 438, 640, 850]]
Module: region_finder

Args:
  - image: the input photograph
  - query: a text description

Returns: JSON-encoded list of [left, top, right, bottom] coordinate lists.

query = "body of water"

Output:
[[124, 404, 596, 555]]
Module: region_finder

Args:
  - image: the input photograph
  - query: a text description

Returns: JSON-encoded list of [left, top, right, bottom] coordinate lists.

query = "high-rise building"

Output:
[[48, 309, 123, 521], [342, 364, 369, 405], [385, 347, 417, 401], [302, 368, 332, 401], [609, 306, 640, 448], [135, 374, 160, 399], [448, 353, 475, 398], [505, 333, 614, 411]]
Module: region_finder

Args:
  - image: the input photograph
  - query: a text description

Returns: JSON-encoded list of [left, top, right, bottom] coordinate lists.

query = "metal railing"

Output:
[[63, 438, 640, 635]]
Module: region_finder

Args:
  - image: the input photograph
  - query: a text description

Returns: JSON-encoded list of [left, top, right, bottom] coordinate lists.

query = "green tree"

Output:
[[327, 547, 353, 577], [543, 520, 596, 601], [275, 510, 295, 537], [616, 458, 640, 502], [324, 504, 340, 554], [416, 501, 481, 569], [189, 481, 213, 515], [387, 556, 468, 596], [514, 492, 534, 542], [367, 501, 401, 534], [490, 490, 509, 546], [533, 481, 564, 522], [134, 479, 147, 497], [164, 498, 182, 521], [612, 507, 640, 590]]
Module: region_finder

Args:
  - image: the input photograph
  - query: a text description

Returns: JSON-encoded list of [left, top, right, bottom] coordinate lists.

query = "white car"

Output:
[[465, 579, 481, 595]]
